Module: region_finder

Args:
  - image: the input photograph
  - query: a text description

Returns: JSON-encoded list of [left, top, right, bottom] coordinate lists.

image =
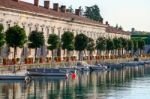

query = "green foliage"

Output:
[[6, 25, 27, 48], [28, 31, 45, 48], [133, 40, 138, 52], [113, 37, 122, 50], [0, 24, 4, 33], [138, 39, 145, 50], [120, 37, 127, 48], [106, 38, 114, 51], [0, 24, 5, 48], [68, 5, 74, 13], [126, 39, 134, 51], [84, 5, 103, 22], [131, 34, 150, 44], [87, 37, 95, 52], [61, 31, 74, 51], [96, 37, 106, 51], [48, 34, 60, 50], [75, 33, 88, 51]]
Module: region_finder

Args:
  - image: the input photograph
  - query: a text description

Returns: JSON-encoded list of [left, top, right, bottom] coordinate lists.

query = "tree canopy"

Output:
[[113, 38, 122, 50], [96, 37, 106, 51], [61, 31, 74, 51], [106, 38, 114, 51], [84, 5, 103, 22], [133, 40, 138, 52], [0, 24, 4, 33], [87, 37, 95, 52], [126, 39, 134, 51], [48, 34, 60, 51], [138, 39, 145, 50], [5, 25, 27, 59], [75, 33, 88, 51], [0, 24, 5, 48], [6, 25, 27, 48], [28, 31, 45, 48]]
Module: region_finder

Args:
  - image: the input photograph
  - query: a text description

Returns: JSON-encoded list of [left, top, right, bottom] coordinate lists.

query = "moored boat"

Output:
[[89, 64, 107, 71], [0, 70, 27, 80], [27, 68, 69, 77], [75, 61, 90, 71]]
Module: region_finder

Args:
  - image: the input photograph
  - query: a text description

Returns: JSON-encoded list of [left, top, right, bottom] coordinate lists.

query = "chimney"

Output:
[[53, 3, 59, 12], [105, 21, 109, 25], [44, 0, 50, 9], [12, 0, 20, 2], [99, 18, 103, 23], [60, 5, 66, 13], [75, 9, 80, 16], [34, 0, 39, 6], [75, 7, 81, 16], [66, 9, 70, 12]]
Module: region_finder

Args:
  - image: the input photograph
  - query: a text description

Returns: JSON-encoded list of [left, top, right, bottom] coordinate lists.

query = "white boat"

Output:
[[0, 70, 26, 80], [27, 68, 69, 77], [89, 64, 107, 71], [75, 61, 90, 71]]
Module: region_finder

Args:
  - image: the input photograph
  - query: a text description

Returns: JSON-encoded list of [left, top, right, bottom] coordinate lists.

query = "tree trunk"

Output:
[[0, 48, 2, 63], [79, 51, 82, 61], [121, 48, 124, 57], [13, 47, 17, 64], [67, 50, 70, 65], [14, 47, 17, 60], [34, 48, 37, 63], [140, 49, 142, 56]]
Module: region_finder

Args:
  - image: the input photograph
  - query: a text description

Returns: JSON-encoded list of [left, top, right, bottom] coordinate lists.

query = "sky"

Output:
[[21, 0, 150, 32]]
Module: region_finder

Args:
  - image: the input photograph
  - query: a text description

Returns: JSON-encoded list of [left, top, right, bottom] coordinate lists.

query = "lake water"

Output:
[[0, 65, 150, 99]]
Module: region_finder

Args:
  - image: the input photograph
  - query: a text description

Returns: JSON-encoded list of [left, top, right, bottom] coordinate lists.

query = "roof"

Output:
[[106, 26, 131, 35], [0, 0, 103, 26]]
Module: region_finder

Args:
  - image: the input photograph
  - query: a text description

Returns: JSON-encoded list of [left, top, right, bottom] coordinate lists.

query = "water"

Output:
[[0, 66, 150, 99]]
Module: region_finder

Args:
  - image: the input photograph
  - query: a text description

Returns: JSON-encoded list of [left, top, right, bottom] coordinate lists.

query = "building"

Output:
[[0, 0, 130, 62]]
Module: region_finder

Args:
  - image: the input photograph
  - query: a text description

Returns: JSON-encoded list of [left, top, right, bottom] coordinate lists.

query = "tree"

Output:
[[133, 40, 138, 54], [0, 24, 5, 62], [0, 24, 4, 32], [75, 33, 88, 60], [87, 37, 95, 55], [28, 31, 45, 62], [106, 38, 114, 56], [113, 37, 122, 56], [126, 39, 134, 54], [84, 5, 103, 22], [6, 25, 27, 62], [48, 34, 60, 58], [120, 37, 127, 55], [138, 39, 145, 55], [61, 31, 74, 57], [96, 37, 106, 55], [68, 5, 74, 13]]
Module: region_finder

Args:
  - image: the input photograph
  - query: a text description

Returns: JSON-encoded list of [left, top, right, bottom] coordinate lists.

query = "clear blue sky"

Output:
[[21, 0, 150, 32]]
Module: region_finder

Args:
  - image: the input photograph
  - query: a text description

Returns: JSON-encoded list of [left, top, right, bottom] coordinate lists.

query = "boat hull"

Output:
[[27, 68, 68, 77], [0, 75, 25, 80]]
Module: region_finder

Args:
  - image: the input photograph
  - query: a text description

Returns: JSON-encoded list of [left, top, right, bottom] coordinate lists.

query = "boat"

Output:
[[27, 68, 69, 77], [75, 61, 90, 71], [0, 70, 26, 80], [107, 63, 124, 70], [89, 64, 107, 71]]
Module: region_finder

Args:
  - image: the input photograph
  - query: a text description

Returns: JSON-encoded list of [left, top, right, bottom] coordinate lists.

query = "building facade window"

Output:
[[7, 24, 10, 29], [41, 27, 44, 32], [51, 28, 54, 33], [23, 26, 25, 29], [47, 28, 49, 37], [35, 26, 38, 31], [29, 27, 32, 33]]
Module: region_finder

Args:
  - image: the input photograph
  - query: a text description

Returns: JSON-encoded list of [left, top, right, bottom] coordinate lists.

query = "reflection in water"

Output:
[[0, 66, 148, 99]]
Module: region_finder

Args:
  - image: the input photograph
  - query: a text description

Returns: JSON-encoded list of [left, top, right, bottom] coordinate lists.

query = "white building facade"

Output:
[[0, 0, 130, 61]]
